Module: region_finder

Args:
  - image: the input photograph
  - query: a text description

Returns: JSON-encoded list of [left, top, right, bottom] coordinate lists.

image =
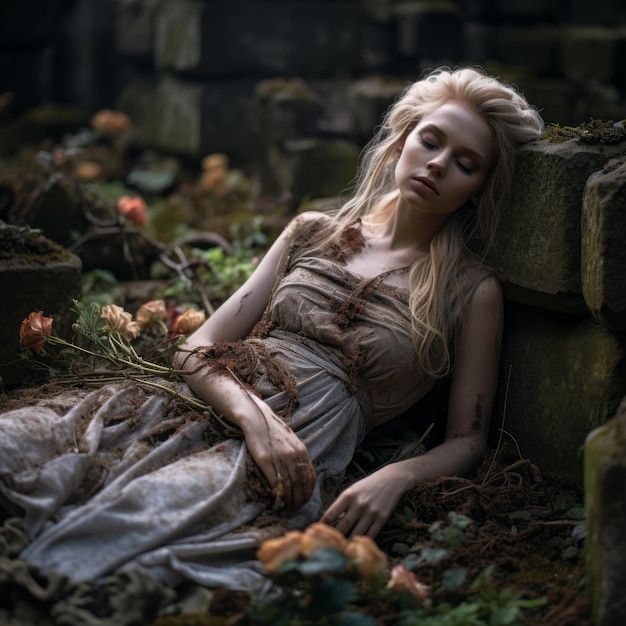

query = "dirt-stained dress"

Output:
[[0, 219, 440, 621]]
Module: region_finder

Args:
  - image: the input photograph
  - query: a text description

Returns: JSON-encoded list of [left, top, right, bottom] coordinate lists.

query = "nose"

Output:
[[427, 152, 448, 176]]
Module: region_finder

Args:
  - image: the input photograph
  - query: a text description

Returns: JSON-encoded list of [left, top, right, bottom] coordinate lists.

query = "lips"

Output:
[[414, 176, 439, 195]]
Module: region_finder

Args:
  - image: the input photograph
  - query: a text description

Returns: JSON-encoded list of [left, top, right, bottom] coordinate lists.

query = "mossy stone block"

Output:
[[492, 139, 626, 313], [585, 397, 626, 626], [582, 159, 626, 331], [0, 225, 82, 389], [495, 303, 626, 486], [561, 27, 618, 84], [154, 0, 363, 77]]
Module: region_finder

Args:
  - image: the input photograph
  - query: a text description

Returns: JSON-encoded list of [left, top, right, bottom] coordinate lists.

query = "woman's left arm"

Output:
[[322, 276, 503, 538]]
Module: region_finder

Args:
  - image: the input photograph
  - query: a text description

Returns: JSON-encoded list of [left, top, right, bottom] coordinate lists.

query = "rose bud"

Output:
[[170, 308, 206, 336], [256, 531, 303, 573], [344, 535, 388, 582], [135, 299, 168, 332], [300, 522, 348, 557], [19, 311, 53, 354], [117, 195, 148, 228], [387, 564, 431, 603]]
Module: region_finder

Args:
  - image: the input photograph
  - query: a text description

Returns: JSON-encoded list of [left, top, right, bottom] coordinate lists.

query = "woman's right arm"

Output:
[[173, 214, 318, 507]]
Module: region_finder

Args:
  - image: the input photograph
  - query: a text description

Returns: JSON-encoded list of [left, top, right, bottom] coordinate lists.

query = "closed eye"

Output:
[[420, 137, 438, 150], [456, 159, 473, 174]]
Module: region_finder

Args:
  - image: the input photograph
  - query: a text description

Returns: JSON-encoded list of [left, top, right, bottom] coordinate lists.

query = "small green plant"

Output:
[[398, 512, 546, 625], [398, 565, 546, 626], [161, 218, 267, 308]]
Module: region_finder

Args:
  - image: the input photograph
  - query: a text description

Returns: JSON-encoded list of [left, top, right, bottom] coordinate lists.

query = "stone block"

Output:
[[154, 0, 363, 78], [560, 27, 618, 84], [516, 77, 582, 126], [347, 76, 407, 140], [55, 0, 118, 112], [492, 26, 561, 76], [0, 224, 82, 389], [0, 48, 50, 111], [117, 76, 260, 164], [494, 303, 626, 487], [491, 0, 559, 18], [491, 138, 626, 313], [392, 2, 464, 62], [251, 79, 324, 145], [566, 0, 619, 26], [116, 0, 162, 58], [287, 138, 360, 201], [584, 397, 626, 626], [463, 0, 558, 19], [582, 158, 626, 331], [613, 31, 626, 90]]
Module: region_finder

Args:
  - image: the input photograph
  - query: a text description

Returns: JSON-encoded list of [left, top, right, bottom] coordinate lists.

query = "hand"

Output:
[[321, 464, 407, 538], [242, 393, 317, 510]]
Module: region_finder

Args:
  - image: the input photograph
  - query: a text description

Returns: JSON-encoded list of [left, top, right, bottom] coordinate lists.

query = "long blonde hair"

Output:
[[321, 67, 544, 377]]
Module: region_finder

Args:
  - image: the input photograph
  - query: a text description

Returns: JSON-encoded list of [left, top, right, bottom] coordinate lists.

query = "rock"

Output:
[[492, 138, 626, 313], [347, 75, 407, 141], [494, 302, 626, 486], [582, 158, 626, 331], [0, 223, 82, 389], [584, 396, 626, 626], [561, 27, 619, 84], [118, 76, 260, 164], [116, 0, 161, 58], [283, 138, 360, 202], [154, 0, 363, 78]]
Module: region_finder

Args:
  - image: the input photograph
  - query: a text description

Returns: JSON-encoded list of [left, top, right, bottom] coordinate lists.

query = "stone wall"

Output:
[[492, 140, 626, 487], [109, 0, 626, 171]]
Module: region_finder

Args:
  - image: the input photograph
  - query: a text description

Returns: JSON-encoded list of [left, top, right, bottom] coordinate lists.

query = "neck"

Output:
[[376, 203, 452, 254]]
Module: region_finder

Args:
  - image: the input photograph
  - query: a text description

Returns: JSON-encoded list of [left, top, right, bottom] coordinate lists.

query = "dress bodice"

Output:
[[264, 254, 436, 427]]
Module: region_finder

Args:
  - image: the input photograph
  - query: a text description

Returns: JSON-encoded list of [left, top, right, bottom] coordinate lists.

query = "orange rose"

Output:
[[117, 195, 148, 228], [170, 308, 206, 336], [256, 531, 303, 573], [101, 304, 140, 341], [199, 152, 228, 195], [19, 311, 53, 355], [91, 109, 131, 139], [135, 299, 168, 332], [387, 564, 431, 602], [299, 523, 348, 557], [344, 535, 388, 582], [75, 161, 102, 181]]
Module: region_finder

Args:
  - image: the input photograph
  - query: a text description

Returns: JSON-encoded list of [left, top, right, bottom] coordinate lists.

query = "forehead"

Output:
[[417, 101, 493, 157]]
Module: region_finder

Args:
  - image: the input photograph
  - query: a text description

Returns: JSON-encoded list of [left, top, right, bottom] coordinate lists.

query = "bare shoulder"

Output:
[[471, 275, 503, 307], [282, 210, 334, 242]]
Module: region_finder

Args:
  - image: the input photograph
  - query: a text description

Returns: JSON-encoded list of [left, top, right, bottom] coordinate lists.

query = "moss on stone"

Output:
[[541, 119, 626, 144]]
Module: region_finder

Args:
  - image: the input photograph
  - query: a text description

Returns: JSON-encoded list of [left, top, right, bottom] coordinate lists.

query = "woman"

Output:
[[176, 67, 544, 538], [0, 67, 543, 606]]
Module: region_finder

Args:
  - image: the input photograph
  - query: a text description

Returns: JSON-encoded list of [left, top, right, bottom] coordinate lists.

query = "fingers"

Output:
[[321, 492, 388, 539], [273, 456, 317, 509]]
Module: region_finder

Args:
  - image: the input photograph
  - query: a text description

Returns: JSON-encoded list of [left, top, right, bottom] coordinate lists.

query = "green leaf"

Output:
[[288, 548, 348, 577], [448, 511, 474, 529], [471, 564, 495, 589], [310, 578, 355, 618], [420, 547, 449, 565], [489, 605, 521, 625], [335, 610, 378, 626], [442, 567, 467, 591]]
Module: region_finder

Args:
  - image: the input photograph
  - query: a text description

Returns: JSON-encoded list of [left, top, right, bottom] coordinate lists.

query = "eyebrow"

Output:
[[420, 123, 488, 165]]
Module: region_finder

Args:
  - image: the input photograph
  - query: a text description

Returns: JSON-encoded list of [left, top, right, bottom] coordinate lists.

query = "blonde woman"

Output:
[[177, 67, 544, 539], [1, 68, 543, 599]]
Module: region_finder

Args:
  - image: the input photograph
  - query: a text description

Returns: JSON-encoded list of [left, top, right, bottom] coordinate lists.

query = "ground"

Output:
[[0, 382, 590, 626]]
